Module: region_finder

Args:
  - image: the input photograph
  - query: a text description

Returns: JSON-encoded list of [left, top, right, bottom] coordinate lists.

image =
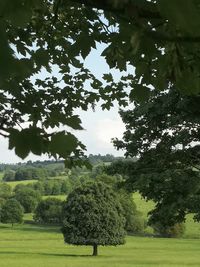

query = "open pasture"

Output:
[[0, 223, 200, 267]]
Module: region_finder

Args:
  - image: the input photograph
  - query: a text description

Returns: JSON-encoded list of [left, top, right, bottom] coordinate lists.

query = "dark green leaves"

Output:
[[49, 132, 78, 158], [129, 85, 151, 103], [158, 0, 200, 36], [8, 128, 44, 159], [64, 116, 83, 130], [8, 128, 80, 161]]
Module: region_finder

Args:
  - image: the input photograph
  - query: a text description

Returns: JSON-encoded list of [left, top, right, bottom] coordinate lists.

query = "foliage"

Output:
[[0, 183, 12, 199], [14, 187, 41, 213], [152, 222, 185, 238], [34, 198, 63, 224], [118, 191, 146, 234], [62, 182, 125, 256], [1, 1, 200, 164], [88, 154, 122, 165], [42, 179, 70, 195], [15, 167, 48, 181], [0, 199, 23, 226], [14, 178, 71, 196], [112, 90, 200, 228], [2, 170, 15, 181]]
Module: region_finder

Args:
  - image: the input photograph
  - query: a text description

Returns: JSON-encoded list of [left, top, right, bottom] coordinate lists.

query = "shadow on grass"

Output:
[[0, 224, 61, 234], [0, 251, 92, 257]]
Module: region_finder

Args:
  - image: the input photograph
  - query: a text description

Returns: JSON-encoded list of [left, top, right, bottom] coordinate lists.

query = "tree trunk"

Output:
[[92, 244, 98, 256]]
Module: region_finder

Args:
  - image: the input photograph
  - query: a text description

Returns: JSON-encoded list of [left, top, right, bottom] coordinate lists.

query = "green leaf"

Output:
[[49, 132, 78, 158], [129, 84, 151, 103], [65, 115, 83, 130], [8, 128, 44, 159], [33, 49, 49, 69], [9, 129, 30, 159], [103, 73, 113, 83]]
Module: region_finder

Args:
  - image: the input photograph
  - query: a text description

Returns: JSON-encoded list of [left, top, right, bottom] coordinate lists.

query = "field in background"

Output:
[[6, 179, 37, 189], [1, 173, 200, 238]]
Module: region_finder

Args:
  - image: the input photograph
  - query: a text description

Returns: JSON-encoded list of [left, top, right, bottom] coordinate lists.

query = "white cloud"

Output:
[[96, 118, 125, 146]]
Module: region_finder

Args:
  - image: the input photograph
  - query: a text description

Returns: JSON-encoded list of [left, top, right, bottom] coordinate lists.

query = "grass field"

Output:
[[2, 178, 200, 266], [1, 223, 200, 267], [6, 179, 37, 189]]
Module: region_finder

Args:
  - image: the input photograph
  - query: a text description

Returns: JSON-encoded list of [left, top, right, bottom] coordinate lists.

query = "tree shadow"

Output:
[[0, 251, 92, 257]]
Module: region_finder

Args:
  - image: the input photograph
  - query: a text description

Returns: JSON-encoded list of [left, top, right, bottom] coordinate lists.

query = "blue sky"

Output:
[[0, 46, 128, 163]]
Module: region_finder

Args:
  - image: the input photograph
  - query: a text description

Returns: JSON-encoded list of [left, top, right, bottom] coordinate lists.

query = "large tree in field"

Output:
[[112, 90, 200, 229], [1, 1, 200, 164], [61, 182, 125, 256]]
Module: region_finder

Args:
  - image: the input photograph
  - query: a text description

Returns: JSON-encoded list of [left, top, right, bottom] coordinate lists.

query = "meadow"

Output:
[[1, 174, 200, 266], [1, 223, 200, 267]]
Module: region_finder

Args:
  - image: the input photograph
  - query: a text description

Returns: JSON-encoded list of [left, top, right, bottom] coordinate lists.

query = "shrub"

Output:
[[152, 222, 185, 238]]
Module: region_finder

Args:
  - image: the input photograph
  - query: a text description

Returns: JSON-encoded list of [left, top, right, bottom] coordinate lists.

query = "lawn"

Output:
[[1, 192, 200, 266], [0, 223, 200, 267]]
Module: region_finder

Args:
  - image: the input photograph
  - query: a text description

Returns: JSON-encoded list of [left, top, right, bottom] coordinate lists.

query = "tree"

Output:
[[2, 170, 15, 181], [15, 187, 41, 213], [34, 198, 63, 224], [111, 90, 200, 229], [118, 191, 146, 234], [62, 182, 125, 256], [1, 199, 23, 226], [1, 1, 200, 165], [0, 183, 12, 199]]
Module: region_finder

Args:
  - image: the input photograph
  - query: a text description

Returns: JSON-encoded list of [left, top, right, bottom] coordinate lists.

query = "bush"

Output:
[[34, 198, 63, 224], [152, 222, 185, 238]]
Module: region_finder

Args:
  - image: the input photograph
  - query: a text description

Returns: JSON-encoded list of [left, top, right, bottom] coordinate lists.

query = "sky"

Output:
[[0, 46, 130, 163]]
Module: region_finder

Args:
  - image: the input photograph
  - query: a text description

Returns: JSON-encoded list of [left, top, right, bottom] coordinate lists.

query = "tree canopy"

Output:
[[1, 1, 200, 164], [111, 90, 200, 229], [61, 182, 125, 256], [0, 199, 23, 226], [34, 197, 63, 224]]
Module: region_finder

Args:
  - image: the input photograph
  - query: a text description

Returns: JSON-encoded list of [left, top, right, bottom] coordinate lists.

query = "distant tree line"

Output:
[[2, 165, 66, 182]]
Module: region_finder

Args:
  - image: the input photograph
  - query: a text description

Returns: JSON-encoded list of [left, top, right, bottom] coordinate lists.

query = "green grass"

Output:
[[1, 191, 200, 266], [1, 223, 200, 267], [133, 193, 200, 238], [42, 195, 66, 200], [6, 180, 37, 189]]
